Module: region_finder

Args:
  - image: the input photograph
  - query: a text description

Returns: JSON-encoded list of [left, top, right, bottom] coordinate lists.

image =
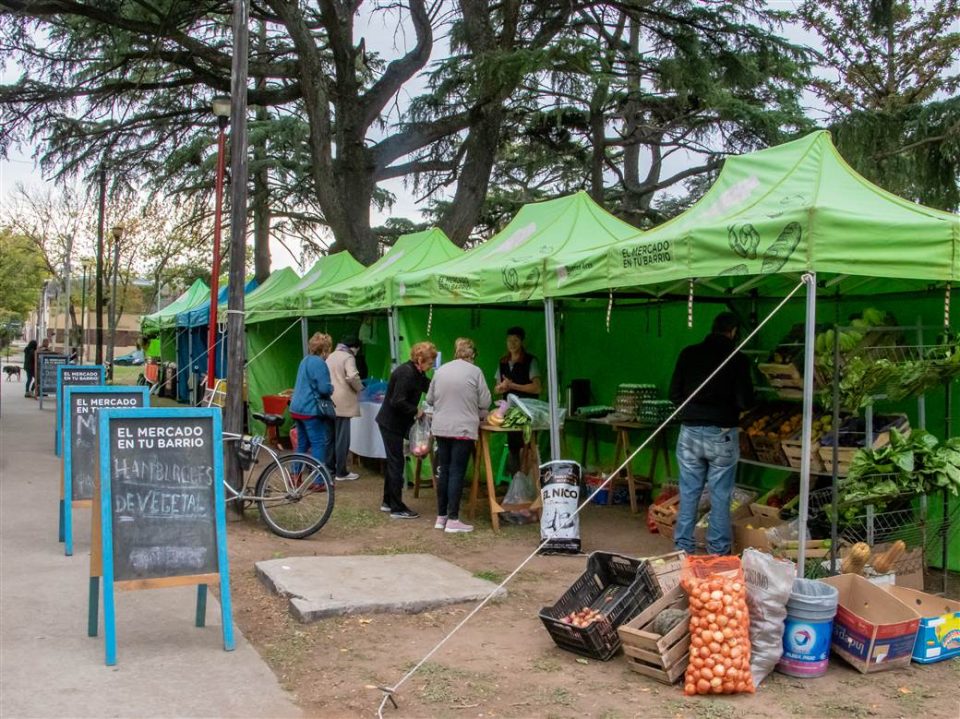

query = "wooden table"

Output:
[[564, 416, 673, 514], [468, 424, 541, 533]]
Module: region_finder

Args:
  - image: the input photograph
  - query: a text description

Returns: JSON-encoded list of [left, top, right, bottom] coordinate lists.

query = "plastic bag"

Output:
[[741, 548, 795, 686], [680, 555, 755, 695], [408, 416, 432, 458], [503, 471, 536, 505], [538, 460, 581, 554], [359, 379, 388, 402], [766, 518, 810, 547], [506, 393, 567, 430]]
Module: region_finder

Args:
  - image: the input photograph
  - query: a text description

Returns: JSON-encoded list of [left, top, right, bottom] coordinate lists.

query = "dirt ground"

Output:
[[220, 461, 960, 719]]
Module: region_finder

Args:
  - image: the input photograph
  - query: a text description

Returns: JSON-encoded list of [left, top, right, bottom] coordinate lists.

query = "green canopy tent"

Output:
[[243, 254, 365, 434], [222, 266, 299, 321], [140, 278, 210, 362], [536, 131, 959, 572]]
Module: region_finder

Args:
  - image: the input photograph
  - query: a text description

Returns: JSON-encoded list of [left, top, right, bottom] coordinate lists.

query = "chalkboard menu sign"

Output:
[[60, 385, 147, 557], [97, 407, 234, 666], [37, 353, 69, 408], [56, 365, 104, 457]]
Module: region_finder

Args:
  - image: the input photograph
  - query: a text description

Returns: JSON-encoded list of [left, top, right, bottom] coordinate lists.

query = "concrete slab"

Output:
[[256, 554, 507, 623], [0, 386, 302, 718]]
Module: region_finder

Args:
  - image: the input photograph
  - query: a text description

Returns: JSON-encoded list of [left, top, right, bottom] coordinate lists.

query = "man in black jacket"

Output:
[[668, 312, 753, 555]]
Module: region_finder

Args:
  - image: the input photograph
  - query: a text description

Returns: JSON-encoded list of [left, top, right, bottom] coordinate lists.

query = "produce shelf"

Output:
[[738, 457, 836, 477]]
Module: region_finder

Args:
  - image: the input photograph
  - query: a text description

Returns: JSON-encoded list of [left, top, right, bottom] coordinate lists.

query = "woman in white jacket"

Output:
[[426, 338, 491, 533], [325, 334, 364, 481]]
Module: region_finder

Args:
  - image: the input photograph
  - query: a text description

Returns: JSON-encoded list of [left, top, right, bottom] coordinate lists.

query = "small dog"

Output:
[[3, 365, 22, 381]]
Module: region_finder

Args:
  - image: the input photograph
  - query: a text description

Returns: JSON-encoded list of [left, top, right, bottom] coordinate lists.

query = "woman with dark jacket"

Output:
[[289, 332, 335, 467], [376, 341, 437, 519], [23, 340, 37, 397]]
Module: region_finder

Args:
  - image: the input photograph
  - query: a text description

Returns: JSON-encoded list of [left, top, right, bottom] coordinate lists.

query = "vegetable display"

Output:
[[680, 558, 755, 695]]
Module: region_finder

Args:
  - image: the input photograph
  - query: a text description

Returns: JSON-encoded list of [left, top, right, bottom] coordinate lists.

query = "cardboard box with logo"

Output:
[[820, 574, 920, 673], [883, 586, 960, 664]]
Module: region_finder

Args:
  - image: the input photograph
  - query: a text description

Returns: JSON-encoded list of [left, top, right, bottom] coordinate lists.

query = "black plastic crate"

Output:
[[538, 552, 661, 661]]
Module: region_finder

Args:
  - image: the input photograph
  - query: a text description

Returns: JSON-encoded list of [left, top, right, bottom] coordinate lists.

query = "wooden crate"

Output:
[[647, 551, 685, 593], [818, 418, 910, 475], [618, 585, 690, 684], [782, 434, 825, 473], [770, 538, 834, 560], [651, 495, 679, 541], [758, 362, 806, 400], [750, 432, 788, 466]]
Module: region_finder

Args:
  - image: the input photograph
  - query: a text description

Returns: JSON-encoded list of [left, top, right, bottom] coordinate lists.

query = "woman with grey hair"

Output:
[[426, 338, 491, 533]]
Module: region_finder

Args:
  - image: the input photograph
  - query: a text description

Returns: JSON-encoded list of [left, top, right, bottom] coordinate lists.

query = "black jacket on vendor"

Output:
[[376, 360, 431, 435], [498, 353, 538, 399], [669, 333, 753, 428]]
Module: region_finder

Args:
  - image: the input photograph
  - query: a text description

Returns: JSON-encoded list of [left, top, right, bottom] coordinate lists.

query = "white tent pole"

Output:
[[300, 317, 309, 356], [797, 272, 817, 575], [543, 298, 561, 461], [387, 309, 400, 370]]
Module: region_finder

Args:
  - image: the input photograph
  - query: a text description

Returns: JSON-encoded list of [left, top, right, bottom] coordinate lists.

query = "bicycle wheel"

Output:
[[255, 453, 335, 539]]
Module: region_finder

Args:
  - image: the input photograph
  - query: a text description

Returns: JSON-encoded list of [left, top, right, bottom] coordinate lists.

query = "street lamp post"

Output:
[[80, 259, 93, 362], [107, 224, 123, 380], [207, 96, 231, 390]]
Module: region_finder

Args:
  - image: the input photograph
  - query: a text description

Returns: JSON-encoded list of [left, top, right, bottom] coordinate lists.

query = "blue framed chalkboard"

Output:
[[61, 384, 147, 557], [97, 406, 234, 665], [37, 353, 69, 409], [55, 365, 105, 457]]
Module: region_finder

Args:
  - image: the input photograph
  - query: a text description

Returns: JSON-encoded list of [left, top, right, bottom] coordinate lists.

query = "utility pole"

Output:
[[95, 166, 106, 365], [224, 0, 250, 513], [63, 233, 74, 356]]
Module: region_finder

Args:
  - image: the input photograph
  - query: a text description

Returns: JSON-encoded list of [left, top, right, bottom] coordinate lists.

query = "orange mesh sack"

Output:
[[679, 556, 755, 695]]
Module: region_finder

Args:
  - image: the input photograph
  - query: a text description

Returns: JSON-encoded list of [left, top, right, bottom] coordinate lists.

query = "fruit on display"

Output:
[[745, 410, 802, 440], [487, 400, 508, 426]]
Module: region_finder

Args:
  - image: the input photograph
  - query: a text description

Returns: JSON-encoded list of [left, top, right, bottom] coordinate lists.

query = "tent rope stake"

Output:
[[376, 277, 807, 719]]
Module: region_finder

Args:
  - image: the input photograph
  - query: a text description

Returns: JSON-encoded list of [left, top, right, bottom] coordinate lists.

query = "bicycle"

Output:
[[222, 411, 335, 539]]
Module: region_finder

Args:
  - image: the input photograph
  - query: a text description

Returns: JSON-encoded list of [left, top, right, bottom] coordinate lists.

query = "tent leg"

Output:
[[300, 317, 308, 357], [797, 273, 817, 576], [543, 298, 561, 462], [387, 309, 401, 370]]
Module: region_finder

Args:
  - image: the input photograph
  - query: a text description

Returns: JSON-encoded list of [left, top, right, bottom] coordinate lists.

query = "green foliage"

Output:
[[0, 229, 47, 319]]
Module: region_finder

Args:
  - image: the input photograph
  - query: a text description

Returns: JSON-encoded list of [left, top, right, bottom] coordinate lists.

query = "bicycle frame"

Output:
[[222, 432, 323, 503]]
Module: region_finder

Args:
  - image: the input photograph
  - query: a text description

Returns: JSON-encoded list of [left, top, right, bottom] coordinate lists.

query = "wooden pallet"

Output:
[[618, 586, 690, 685]]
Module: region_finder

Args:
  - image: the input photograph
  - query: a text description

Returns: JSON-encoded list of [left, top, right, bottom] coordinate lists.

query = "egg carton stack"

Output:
[[638, 399, 675, 425], [615, 384, 658, 421]]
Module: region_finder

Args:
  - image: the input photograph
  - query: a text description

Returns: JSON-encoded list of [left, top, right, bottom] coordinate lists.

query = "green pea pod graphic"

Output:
[[502, 266, 520, 292], [719, 263, 748, 276], [761, 222, 802, 274]]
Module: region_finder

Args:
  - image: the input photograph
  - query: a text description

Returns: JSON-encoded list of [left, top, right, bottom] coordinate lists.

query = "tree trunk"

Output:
[[621, 17, 643, 222], [252, 20, 272, 282]]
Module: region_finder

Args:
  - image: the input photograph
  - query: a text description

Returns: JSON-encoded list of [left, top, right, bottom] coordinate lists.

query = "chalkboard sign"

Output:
[[60, 384, 147, 557], [98, 407, 233, 665], [55, 365, 104, 457], [37, 353, 69, 408]]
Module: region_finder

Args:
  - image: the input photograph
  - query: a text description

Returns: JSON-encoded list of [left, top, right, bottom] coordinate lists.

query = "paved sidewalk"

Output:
[[0, 386, 302, 718]]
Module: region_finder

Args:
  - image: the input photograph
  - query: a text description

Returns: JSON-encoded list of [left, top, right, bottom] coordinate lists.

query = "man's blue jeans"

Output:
[[674, 424, 739, 555]]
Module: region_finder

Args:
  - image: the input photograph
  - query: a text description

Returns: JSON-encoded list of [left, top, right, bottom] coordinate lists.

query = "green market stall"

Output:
[[140, 278, 209, 362], [539, 131, 959, 573]]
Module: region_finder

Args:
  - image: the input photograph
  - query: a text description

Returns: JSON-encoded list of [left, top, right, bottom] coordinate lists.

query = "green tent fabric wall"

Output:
[[141, 278, 210, 336], [544, 131, 959, 299], [394, 192, 642, 306], [305, 228, 462, 316], [226, 267, 299, 321]]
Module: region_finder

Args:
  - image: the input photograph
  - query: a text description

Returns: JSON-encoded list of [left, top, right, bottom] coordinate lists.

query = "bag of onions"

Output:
[[679, 555, 755, 695]]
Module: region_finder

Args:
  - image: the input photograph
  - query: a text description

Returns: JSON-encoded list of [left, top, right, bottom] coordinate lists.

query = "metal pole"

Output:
[[207, 118, 228, 389], [796, 273, 817, 575], [543, 298, 562, 462], [63, 233, 74, 358], [107, 236, 120, 379], [95, 166, 106, 366], [830, 322, 841, 574], [80, 268, 87, 362], [386, 309, 400, 369], [224, 0, 250, 510]]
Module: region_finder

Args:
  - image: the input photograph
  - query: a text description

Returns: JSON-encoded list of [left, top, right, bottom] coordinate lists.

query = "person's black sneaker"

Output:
[[390, 508, 420, 519], [379, 503, 391, 512]]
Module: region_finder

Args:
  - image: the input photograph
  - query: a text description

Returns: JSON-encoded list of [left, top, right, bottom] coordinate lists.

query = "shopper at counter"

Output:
[[290, 332, 335, 468], [326, 334, 364, 482], [376, 341, 437, 519], [427, 338, 491, 533], [493, 326, 541, 473], [669, 312, 753, 555]]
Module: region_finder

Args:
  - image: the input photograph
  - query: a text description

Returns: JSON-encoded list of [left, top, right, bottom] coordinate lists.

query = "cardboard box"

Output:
[[883, 586, 960, 664], [820, 574, 921, 673], [733, 513, 782, 553], [828, 544, 925, 591]]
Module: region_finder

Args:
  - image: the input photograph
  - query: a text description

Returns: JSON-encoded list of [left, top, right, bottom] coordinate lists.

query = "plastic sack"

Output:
[[680, 555, 756, 695], [359, 379, 388, 402], [741, 548, 795, 686], [538, 460, 581, 554], [503, 471, 536, 505], [408, 416, 432, 458], [766, 518, 810, 547], [506, 393, 567, 430]]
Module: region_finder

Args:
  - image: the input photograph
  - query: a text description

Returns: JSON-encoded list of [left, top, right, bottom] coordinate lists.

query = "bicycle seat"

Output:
[[252, 412, 285, 427]]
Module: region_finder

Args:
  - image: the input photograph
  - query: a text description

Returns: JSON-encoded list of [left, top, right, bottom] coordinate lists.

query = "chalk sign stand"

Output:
[[97, 407, 234, 665], [55, 365, 104, 457], [37, 353, 69, 410], [61, 384, 147, 558]]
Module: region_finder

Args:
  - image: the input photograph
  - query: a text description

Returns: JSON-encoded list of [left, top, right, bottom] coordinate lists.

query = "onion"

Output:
[[708, 642, 722, 654], [710, 590, 723, 601], [697, 679, 711, 694], [701, 667, 714, 681], [722, 627, 734, 640], [704, 657, 715, 669], [692, 635, 704, 648], [699, 645, 711, 658], [714, 663, 726, 677], [713, 630, 724, 643], [685, 683, 696, 696]]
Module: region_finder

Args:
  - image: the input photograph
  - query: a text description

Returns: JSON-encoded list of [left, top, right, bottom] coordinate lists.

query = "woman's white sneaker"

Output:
[[444, 519, 473, 533], [434, 516, 448, 530]]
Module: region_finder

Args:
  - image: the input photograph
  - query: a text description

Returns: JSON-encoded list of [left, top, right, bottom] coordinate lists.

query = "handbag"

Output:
[[316, 396, 337, 419]]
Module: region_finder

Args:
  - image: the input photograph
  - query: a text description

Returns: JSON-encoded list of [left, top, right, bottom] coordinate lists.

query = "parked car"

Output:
[[113, 349, 145, 366]]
